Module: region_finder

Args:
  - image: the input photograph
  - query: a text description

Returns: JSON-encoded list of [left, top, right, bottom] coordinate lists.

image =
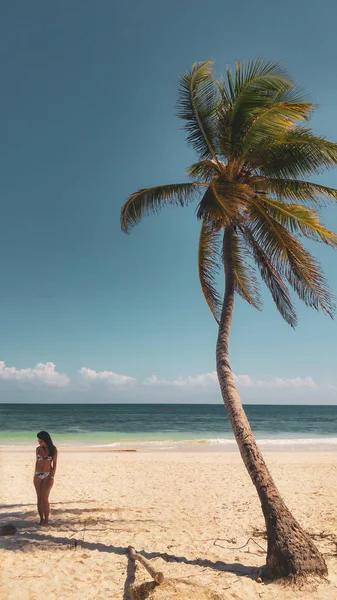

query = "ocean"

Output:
[[0, 403, 336, 450]]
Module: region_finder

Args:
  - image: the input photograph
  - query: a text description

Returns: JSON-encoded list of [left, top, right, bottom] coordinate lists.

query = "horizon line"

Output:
[[0, 402, 336, 407]]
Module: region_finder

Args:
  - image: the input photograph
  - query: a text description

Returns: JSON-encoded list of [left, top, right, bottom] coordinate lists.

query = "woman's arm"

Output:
[[34, 448, 38, 474], [50, 449, 58, 479]]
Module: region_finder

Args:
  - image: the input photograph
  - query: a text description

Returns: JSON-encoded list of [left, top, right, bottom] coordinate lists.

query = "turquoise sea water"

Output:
[[0, 404, 336, 450]]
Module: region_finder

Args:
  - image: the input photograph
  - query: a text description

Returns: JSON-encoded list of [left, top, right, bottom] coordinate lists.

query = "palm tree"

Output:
[[120, 59, 337, 579]]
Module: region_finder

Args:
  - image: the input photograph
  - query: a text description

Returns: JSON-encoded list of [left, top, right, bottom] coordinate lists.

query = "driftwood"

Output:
[[0, 523, 17, 536], [128, 546, 165, 584]]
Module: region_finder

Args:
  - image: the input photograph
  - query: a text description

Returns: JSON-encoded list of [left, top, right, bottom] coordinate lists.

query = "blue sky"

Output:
[[1, 0, 337, 404]]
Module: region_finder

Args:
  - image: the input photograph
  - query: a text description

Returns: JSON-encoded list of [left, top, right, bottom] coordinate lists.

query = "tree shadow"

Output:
[[51, 507, 109, 515], [0, 507, 158, 541], [4, 531, 262, 581], [0, 501, 98, 510], [123, 556, 136, 600], [1, 510, 36, 521], [0, 503, 36, 510], [141, 549, 260, 579], [0, 507, 111, 521]]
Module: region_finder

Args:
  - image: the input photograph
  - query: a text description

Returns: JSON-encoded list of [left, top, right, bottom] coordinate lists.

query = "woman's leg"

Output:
[[33, 475, 44, 524], [41, 476, 54, 525]]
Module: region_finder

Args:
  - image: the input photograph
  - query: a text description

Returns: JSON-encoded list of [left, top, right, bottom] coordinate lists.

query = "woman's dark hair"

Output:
[[37, 431, 56, 457]]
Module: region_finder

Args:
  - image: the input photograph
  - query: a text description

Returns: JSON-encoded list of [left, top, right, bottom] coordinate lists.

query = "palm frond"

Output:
[[186, 159, 222, 182], [242, 101, 313, 151], [196, 179, 249, 226], [272, 83, 312, 106], [226, 60, 293, 157], [198, 222, 223, 323], [243, 226, 297, 327], [216, 80, 232, 159], [255, 128, 337, 178], [177, 61, 220, 161], [231, 230, 261, 309], [121, 183, 200, 233], [249, 202, 335, 316], [228, 59, 291, 102], [258, 196, 337, 247], [265, 179, 337, 207]]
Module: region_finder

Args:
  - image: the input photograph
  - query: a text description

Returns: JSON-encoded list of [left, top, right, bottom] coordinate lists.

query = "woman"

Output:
[[33, 431, 58, 525]]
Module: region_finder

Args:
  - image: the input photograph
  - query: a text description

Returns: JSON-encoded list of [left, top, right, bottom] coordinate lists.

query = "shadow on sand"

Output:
[[123, 555, 137, 600], [2, 510, 264, 600], [0, 501, 98, 510], [5, 529, 261, 578]]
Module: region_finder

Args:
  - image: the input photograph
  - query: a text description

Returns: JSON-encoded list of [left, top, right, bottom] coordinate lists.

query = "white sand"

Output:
[[0, 450, 336, 599]]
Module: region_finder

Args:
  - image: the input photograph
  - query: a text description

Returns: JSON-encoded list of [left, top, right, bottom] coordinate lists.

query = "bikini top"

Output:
[[37, 450, 52, 461]]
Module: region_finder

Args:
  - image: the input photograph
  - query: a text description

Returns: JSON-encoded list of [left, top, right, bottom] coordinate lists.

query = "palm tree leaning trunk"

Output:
[[217, 227, 327, 578], [121, 59, 337, 579]]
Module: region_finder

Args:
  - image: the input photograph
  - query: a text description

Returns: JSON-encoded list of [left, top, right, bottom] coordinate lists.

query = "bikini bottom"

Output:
[[35, 472, 50, 480]]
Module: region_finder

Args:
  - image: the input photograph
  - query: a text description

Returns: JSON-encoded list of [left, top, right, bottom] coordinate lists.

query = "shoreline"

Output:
[[0, 444, 337, 456], [1, 437, 337, 453]]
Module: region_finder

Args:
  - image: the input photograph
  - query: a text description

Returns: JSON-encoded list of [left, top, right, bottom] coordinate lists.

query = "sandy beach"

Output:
[[0, 449, 336, 599]]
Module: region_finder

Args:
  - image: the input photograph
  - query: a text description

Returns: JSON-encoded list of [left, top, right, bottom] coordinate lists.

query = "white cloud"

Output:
[[0, 359, 321, 395], [0, 361, 69, 387], [144, 375, 167, 386], [144, 370, 317, 389], [79, 367, 135, 386], [234, 374, 317, 389], [185, 372, 219, 386], [144, 372, 218, 387]]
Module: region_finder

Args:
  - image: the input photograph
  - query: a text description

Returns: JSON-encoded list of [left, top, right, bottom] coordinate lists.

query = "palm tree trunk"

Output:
[[216, 227, 327, 579]]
